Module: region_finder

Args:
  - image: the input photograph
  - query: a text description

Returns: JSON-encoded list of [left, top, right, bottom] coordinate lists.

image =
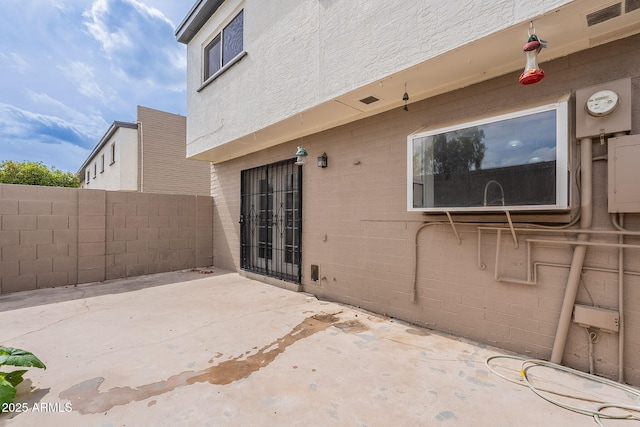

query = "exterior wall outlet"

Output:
[[573, 304, 619, 333]]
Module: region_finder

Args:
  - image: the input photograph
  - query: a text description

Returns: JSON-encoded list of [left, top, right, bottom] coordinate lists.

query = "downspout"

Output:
[[550, 137, 593, 364], [137, 121, 144, 192]]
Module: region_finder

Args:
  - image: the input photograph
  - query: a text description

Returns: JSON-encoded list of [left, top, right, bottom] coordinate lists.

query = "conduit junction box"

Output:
[[608, 134, 640, 213], [573, 304, 619, 333]]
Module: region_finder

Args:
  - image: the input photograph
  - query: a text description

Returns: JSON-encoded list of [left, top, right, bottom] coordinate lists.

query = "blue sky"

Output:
[[0, 0, 190, 173]]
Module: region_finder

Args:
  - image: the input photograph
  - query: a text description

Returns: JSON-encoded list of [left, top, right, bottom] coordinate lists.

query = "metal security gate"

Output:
[[240, 159, 302, 283]]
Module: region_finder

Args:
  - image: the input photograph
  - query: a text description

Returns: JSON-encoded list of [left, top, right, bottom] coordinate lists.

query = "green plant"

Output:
[[0, 160, 80, 187], [0, 347, 46, 407]]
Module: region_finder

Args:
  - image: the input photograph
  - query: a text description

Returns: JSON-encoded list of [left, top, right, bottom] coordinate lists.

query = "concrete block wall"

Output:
[[0, 184, 78, 293], [0, 184, 213, 294], [210, 35, 640, 385]]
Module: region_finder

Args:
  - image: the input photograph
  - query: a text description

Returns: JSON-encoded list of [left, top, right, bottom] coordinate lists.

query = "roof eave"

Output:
[[175, 0, 226, 44], [77, 121, 137, 174]]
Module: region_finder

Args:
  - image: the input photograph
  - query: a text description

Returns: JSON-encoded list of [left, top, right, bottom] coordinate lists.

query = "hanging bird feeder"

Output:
[[519, 22, 547, 85]]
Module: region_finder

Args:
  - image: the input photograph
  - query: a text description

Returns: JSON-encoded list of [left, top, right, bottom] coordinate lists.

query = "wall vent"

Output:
[[359, 96, 380, 105], [586, 3, 622, 26], [627, 0, 640, 13], [310, 264, 319, 282]]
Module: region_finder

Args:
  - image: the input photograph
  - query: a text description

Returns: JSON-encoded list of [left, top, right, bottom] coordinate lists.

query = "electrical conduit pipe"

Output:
[[550, 137, 593, 364]]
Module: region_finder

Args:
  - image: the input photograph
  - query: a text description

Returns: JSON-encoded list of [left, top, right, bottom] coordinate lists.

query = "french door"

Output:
[[240, 159, 302, 283]]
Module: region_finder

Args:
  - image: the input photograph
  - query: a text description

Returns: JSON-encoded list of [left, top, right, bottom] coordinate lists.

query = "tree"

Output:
[[0, 161, 80, 188], [432, 127, 486, 179]]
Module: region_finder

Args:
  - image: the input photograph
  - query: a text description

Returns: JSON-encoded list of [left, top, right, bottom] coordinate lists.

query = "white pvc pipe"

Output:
[[550, 137, 593, 364]]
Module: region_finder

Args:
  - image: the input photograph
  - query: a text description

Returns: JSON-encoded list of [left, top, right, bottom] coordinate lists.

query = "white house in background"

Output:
[[176, 0, 640, 385], [78, 106, 210, 196]]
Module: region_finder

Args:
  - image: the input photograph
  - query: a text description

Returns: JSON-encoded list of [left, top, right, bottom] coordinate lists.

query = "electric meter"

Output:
[[586, 89, 620, 117]]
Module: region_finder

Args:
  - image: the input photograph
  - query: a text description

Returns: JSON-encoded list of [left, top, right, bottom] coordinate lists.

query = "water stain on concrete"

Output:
[[59, 313, 341, 414], [333, 319, 369, 334], [435, 410, 457, 421]]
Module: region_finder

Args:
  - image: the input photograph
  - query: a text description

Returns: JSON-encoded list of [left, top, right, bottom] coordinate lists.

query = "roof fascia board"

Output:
[[77, 121, 137, 173], [175, 0, 226, 44]]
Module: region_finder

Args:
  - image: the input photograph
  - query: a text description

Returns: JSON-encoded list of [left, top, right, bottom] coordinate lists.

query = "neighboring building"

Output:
[[78, 106, 210, 196], [176, 1, 640, 384]]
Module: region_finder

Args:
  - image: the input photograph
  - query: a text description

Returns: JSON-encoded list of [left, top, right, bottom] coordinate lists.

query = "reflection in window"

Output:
[[205, 35, 222, 78], [410, 102, 568, 211], [222, 10, 243, 66], [204, 10, 244, 81]]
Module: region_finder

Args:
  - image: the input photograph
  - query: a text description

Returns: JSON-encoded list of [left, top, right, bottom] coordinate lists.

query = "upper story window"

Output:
[[110, 142, 116, 165], [100, 154, 105, 172], [408, 98, 569, 212], [203, 9, 244, 83], [93, 163, 97, 178], [86, 170, 90, 183]]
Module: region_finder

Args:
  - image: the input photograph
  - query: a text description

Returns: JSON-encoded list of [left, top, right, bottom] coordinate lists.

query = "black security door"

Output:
[[240, 159, 302, 283]]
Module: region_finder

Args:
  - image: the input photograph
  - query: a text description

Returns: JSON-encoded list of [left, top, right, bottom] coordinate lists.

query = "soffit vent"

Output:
[[626, 0, 640, 13], [359, 96, 380, 105], [586, 3, 622, 26]]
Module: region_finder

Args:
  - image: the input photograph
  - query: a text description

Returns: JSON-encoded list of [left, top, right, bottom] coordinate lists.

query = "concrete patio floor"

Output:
[[1, 270, 639, 426]]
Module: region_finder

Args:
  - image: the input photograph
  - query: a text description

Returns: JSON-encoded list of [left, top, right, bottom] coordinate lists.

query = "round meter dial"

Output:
[[586, 90, 619, 117]]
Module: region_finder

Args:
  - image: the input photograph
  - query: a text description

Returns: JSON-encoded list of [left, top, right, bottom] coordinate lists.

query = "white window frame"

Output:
[[110, 142, 116, 165], [407, 98, 569, 212]]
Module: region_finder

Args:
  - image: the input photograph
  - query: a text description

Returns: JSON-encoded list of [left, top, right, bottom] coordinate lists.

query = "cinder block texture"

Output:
[[208, 36, 640, 386], [1, 185, 213, 294]]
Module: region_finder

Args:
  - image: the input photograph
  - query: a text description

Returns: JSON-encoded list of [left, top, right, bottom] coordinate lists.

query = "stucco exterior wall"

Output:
[[210, 34, 640, 385], [80, 107, 210, 195], [82, 127, 138, 192], [0, 184, 213, 294], [185, 0, 572, 157]]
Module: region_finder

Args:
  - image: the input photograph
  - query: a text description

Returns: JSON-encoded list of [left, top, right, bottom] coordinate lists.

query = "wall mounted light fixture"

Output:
[[295, 146, 308, 165], [317, 152, 328, 168]]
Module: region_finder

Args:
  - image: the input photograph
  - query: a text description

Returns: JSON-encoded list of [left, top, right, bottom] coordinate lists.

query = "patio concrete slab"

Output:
[[1, 270, 639, 426]]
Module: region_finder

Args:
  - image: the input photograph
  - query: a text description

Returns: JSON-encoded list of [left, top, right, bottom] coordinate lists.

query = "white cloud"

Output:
[[129, 0, 174, 26], [58, 61, 108, 100], [82, 0, 186, 88], [0, 0, 187, 172], [0, 101, 107, 148], [83, 0, 132, 54], [0, 52, 30, 73]]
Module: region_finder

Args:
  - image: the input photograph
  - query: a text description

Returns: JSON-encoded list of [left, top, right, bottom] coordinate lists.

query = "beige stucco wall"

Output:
[[0, 184, 213, 294], [210, 34, 640, 385], [138, 106, 211, 196], [80, 107, 210, 195]]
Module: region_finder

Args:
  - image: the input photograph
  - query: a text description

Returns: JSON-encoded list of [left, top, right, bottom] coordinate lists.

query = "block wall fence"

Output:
[[0, 184, 213, 294]]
